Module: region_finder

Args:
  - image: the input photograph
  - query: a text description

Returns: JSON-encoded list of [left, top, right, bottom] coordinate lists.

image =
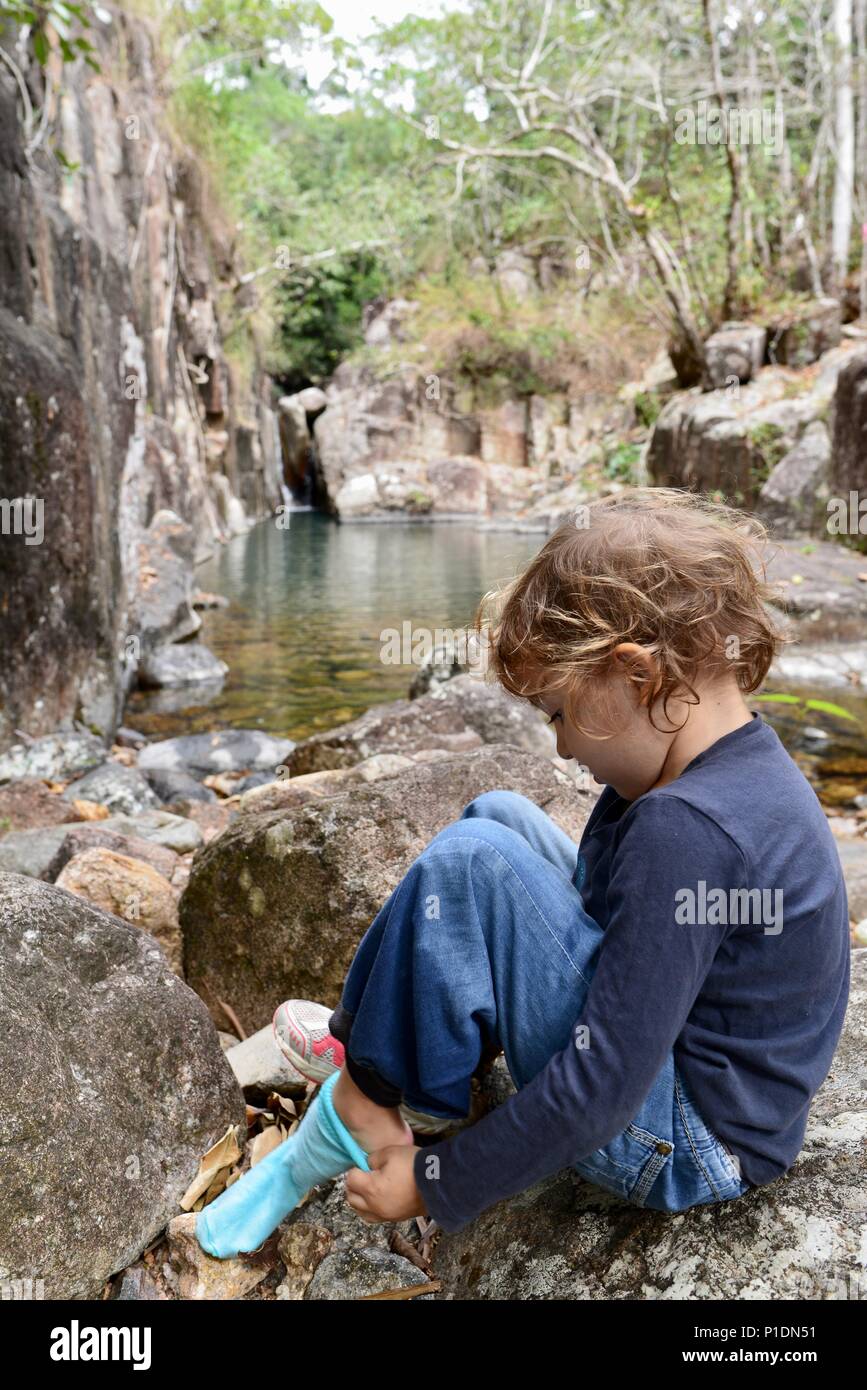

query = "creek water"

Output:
[[124, 509, 867, 811], [126, 510, 541, 740]]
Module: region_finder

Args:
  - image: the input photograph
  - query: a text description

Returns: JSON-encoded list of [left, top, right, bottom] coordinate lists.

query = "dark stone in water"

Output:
[[138, 641, 228, 690]]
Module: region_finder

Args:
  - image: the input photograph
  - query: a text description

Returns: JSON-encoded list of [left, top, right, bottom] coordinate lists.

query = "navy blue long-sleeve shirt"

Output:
[[413, 712, 851, 1233]]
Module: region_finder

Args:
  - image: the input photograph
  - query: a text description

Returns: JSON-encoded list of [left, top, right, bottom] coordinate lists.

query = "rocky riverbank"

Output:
[[275, 292, 867, 540], [1, 671, 866, 1299]]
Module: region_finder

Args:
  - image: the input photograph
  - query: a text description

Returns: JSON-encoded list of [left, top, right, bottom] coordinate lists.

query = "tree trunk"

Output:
[[855, 0, 867, 315], [832, 0, 855, 294], [703, 0, 745, 320]]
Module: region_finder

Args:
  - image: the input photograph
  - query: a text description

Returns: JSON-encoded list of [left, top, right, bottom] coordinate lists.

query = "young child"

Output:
[[196, 487, 851, 1258]]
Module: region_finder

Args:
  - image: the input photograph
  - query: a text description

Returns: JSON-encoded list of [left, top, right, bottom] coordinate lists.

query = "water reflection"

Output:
[[125, 512, 542, 739], [123, 512, 866, 815]]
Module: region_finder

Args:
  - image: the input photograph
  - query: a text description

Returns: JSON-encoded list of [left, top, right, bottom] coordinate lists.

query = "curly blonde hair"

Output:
[[476, 487, 789, 734]]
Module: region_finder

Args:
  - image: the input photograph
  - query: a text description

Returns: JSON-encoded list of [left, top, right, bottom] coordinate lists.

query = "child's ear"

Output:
[[611, 643, 659, 704]]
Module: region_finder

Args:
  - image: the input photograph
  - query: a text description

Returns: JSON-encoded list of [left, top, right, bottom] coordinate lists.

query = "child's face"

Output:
[[530, 655, 672, 801]]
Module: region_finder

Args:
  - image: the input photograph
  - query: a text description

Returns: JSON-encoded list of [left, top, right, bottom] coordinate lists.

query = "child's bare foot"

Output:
[[332, 1068, 414, 1153]]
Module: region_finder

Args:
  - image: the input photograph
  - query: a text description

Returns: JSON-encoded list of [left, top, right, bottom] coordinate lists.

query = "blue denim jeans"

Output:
[[329, 790, 752, 1213]]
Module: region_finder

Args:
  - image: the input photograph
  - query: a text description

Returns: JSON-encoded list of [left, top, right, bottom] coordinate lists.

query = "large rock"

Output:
[[55, 848, 183, 975], [61, 762, 161, 816], [763, 536, 867, 643], [768, 297, 842, 368], [0, 824, 77, 879], [289, 676, 556, 775], [137, 641, 228, 690], [130, 510, 201, 656], [648, 342, 858, 515], [180, 744, 595, 1033], [428, 951, 867, 1299], [96, 810, 204, 854], [479, 400, 528, 467], [0, 731, 106, 785], [0, 779, 78, 836], [756, 421, 832, 537], [704, 321, 767, 388], [0, 17, 282, 751], [0, 871, 244, 1299], [830, 348, 867, 500], [277, 394, 311, 499]]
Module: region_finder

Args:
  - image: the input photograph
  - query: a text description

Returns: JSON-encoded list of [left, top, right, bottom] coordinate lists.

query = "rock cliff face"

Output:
[[647, 341, 859, 518], [305, 298, 652, 524], [0, 14, 282, 749]]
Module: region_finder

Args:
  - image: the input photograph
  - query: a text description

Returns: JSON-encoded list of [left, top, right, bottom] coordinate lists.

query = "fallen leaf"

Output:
[[250, 1126, 284, 1166], [267, 1092, 298, 1121], [358, 1281, 441, 1300], [180, 1126, 243, 1210], [71, 799, 110, 821]]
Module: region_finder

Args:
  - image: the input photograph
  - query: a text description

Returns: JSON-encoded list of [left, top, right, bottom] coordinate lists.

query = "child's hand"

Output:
[[344, 1144, 428, 1223]]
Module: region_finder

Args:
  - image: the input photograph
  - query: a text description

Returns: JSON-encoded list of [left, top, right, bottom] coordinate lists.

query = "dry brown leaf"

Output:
[[268, 1093, 298, 1120], [180, 1126, 243, 1211], [250, 1126, 284, 1166], [71, 799, 110, 821], [204, 771, 246, 797], [358, 1281, 441, 1300]]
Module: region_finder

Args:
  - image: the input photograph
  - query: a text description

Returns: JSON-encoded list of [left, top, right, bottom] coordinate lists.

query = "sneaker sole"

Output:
[[271, 1005, 457, 1135]]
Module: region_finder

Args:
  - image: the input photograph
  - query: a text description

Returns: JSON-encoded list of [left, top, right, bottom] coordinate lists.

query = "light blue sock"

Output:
[[196, 1071, 370, 1259]]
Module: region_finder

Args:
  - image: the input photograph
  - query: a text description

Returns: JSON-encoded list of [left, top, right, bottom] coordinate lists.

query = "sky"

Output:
[[302, 0, 454, 88], [319, 0, 449, 43]]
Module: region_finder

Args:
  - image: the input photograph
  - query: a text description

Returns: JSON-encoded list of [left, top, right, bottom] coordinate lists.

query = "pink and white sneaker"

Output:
[[272, 999, 458, 1136], [273, 998, 347, 1083]]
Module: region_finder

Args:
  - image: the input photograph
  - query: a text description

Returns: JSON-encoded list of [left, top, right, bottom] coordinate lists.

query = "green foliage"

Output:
[[270, 250, 388, 387], [147, 0, 861, 396], [747, 423, 788, 494], [0, 0, 98, 69], [634, 391, 662, 429], [753, 693, 858, 723], [604, 442, 642, 484], [168, 60, 432, 384]]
